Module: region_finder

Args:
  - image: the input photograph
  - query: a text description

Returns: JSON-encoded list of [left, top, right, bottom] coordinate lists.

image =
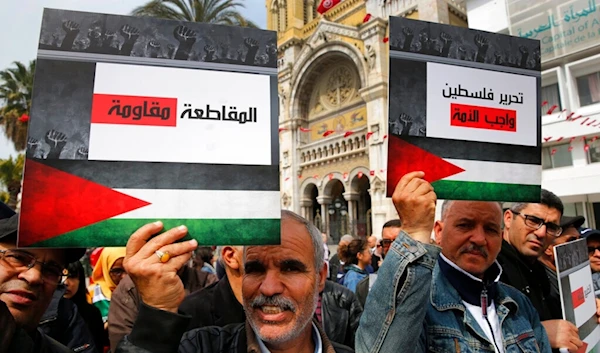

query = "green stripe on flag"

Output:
[[431, 180, 540, 202], [31, 218, 280, 247]]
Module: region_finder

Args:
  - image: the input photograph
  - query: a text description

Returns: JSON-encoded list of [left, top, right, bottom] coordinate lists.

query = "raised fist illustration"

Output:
[[120, 24, 141, 56], [173, 25, 197, 60], [204, 45, 217, 62], [45, 129, 68, 159], [102, 30, 120, 53], [266, 43, 277, 66], [167, 44, 176, 59], [518, 45, 529, 68], [439, 31, 453, 57], [219, 42, 230, 59], [418, 126, 426, 136], [76, 146, 89, 159], [493, 51, 504, 65], [147, 39, 161, 58], [61, 20, 80, 50], [474, 34, 489, 62], [26, 137, 41, 158], [243, 38, 259, 65], [398, 113, 413, 136]]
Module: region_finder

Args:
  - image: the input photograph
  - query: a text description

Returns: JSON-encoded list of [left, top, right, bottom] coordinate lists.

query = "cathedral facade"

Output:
[[268, 0, 467, 242]]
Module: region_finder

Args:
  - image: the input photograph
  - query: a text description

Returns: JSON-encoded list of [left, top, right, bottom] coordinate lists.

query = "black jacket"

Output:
[[321, 281, 363, 348], [39, 287, 99, 353], [496, 240, 562, 321], [355, 276, 369, 308], [1, 300, 72, 353], [116, 304, 354, 353], [179, 275, 245, 330]]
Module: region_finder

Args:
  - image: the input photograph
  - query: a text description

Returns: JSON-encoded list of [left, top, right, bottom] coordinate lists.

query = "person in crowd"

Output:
[[538, 215, 583, 302], [62, 261, 106, 350], [193, 246, 216, 275], [499, 190, 583, 352], [87, 247, 126, 326], [338, 238, 371, 292], [319, 280, 363, 348], [108, 253, 218, 352], [367, 235, 378, 253], [356, 172, 555, 353], [115, 211, 353, 353], [356, 220, 402, 307], [329, 234, 354, 281], [0, 202, 87, 353], [581, 227, 600, 298], [322, 233, 330, 268]]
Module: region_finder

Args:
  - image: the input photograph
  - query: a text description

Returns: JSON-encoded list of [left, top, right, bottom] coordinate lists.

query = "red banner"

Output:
[[91, 94, 178, 127], [571, 287, 585, 309], [450, 103, 516, 132]]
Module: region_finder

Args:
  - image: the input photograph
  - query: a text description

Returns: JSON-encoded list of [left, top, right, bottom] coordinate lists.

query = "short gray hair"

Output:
[[441, 200, 503, 220], [243, 210, 325, 271]]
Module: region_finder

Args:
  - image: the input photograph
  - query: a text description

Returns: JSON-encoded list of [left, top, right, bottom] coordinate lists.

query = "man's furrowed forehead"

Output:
[[520, 203, 561, 222], [446, 201, 502, 222]]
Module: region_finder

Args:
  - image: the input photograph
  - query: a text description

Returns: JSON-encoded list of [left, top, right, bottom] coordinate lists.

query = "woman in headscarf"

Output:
[[87, 247, 127, 326]]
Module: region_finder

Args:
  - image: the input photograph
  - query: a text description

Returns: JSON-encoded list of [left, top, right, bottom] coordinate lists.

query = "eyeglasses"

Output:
[[511, 211, 562, 237], [109, 268, 126, 276], [0, 249, 63, 284], [376, 244, 382, 248], [588, 246, 600, 255], [380, 239, 393, 247]]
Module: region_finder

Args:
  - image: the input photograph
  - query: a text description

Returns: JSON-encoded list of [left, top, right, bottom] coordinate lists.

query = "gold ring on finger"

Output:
[[155, 250, 170, 263]]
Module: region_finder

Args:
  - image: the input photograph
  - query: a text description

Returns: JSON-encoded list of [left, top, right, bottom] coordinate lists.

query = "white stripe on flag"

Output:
[[113, 189, 281, 219], [443, 159, 540, 185]]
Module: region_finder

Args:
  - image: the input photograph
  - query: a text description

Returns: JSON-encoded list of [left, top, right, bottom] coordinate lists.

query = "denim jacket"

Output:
[[355, 231, 551, 353]]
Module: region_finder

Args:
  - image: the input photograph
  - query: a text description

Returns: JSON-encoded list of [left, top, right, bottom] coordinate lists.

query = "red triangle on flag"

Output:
[[18, 159, 151, 246], [386, 135, 465, 197], [317, 0, 341, 14]]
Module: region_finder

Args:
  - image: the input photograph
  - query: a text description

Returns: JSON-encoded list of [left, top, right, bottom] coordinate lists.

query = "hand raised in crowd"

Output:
[[391, 171, 436, 244], [541, 319, 582, 353], [123, 222, 198, 313]]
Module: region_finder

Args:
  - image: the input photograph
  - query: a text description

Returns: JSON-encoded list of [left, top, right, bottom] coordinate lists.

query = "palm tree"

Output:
[[0, 154, 24, 210], [131, 0, 257, 27], [0, 60, 35, 151]]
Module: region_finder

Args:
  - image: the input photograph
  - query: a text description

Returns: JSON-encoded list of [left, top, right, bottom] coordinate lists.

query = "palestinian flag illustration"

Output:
[[386, 18, 541, 202], [19, 10, 280, 247]]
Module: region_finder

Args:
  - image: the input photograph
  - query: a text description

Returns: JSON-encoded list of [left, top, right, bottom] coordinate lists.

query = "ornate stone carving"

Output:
[[308, 63, 358, 115], [364, 44, 376, 70]]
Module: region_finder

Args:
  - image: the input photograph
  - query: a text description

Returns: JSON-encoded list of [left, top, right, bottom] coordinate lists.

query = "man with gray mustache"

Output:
[[116, 210, 353, 353], [356, 172, 552, 353]]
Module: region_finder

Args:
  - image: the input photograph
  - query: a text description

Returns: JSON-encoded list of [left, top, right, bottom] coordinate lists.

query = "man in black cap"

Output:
[[0, 202, 86, 353], [538, 215, 584, 303], [581, 227, 600, 298]]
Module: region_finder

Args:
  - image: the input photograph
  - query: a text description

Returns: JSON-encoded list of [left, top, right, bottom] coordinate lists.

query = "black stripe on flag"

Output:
[[35, 159, 279, 191], [394, 135, 541, 165]]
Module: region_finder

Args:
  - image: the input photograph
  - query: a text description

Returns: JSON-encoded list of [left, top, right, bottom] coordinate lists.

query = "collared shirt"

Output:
[[255, 322, 323, 353]]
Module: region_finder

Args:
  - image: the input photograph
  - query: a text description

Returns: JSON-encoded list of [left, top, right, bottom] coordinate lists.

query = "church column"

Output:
[[343, 192, 359, 236], [300, 198, 313, 222], [316, 195, 332, 238]]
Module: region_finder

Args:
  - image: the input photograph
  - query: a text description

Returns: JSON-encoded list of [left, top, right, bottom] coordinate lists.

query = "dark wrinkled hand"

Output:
[[123, 222, 197, 313], [474, 34, 489, 48]]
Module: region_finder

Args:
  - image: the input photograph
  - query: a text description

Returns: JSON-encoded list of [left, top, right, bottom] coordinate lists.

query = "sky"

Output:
[[0, 0, 267, 160]]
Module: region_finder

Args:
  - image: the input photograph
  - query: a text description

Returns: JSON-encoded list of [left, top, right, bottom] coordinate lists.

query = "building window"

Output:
[[541, 84, 561, 110], [563, 202, 585, 218], [576, 71, 600, 107], [589, 138, 600, 163], [542, 144, 573, 169]]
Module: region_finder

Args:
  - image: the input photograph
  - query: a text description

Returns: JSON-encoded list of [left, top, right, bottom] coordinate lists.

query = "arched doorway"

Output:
[[324, 179, 347, 244]]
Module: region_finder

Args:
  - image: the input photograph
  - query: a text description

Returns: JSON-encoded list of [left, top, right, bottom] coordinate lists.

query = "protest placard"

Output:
[[554, 238, 600, 352], [387, 17, 542, 202], [18, 9, 280, 247]]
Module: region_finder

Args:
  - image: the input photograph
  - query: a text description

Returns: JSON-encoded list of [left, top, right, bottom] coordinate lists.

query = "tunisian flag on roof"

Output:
[[317, 0, 342, 14]]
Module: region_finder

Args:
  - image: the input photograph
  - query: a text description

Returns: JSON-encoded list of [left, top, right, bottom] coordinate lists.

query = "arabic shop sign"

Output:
[[508, 0, 599, 63]]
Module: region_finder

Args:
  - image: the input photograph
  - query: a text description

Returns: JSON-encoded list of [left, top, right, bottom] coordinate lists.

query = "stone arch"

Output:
[[289, 42, 367, 122]]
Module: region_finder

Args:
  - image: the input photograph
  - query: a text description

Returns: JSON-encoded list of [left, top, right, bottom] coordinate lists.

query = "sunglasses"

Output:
[[588, 246, 600, 255], [380, 239, 393, 246]]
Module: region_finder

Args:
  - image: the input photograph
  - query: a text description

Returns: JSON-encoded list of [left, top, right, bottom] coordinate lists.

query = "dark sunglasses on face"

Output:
[[588, 246, 600, 255]]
